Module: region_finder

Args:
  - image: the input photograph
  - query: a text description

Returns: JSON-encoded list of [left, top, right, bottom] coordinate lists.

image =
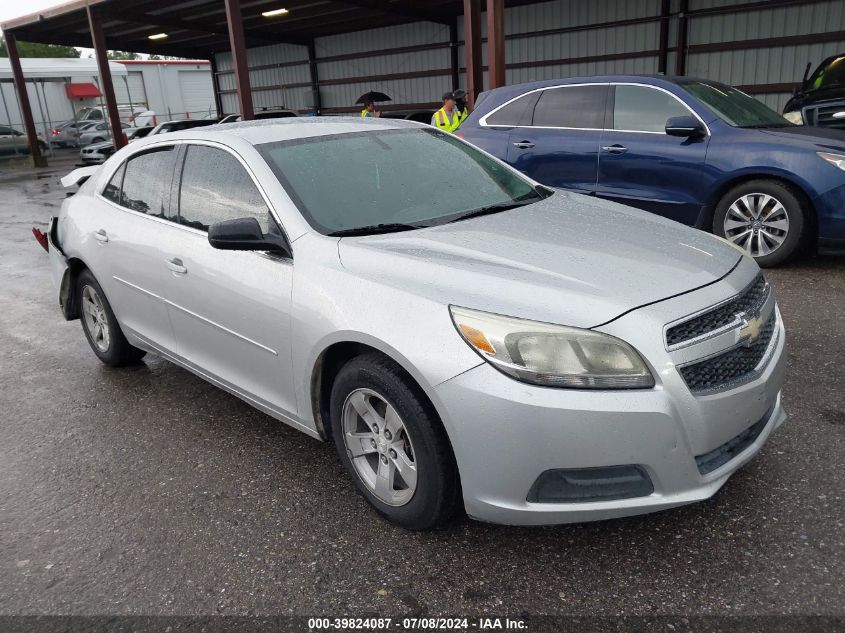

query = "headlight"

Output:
[[818, 151, 845, 171], [783, 110, 804, 125], [450, 306, 655, 389]]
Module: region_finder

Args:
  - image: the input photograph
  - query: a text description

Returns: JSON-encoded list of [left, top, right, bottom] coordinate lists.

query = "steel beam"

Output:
[[463, 0, 483, 109], [307, 40, 322, 115], [4, 31, 46, 166], [223, 0, 254, 120], [676, 0, 689, 76], [486, 0, 506, 89], [87, 6, 127, 152]]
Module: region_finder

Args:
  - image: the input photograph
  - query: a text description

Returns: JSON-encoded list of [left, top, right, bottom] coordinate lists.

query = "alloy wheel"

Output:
[[723, 193, 790, 258], [341, 388, 418, 506], [81, 285, 111, 353]]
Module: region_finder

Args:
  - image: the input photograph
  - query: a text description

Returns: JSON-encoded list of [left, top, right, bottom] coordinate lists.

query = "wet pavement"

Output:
[[0, 155, 843, 618]]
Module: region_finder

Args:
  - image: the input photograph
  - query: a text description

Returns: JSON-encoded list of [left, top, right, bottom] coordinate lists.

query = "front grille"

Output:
[[806, 101, 845, 128], [679, 311, 776, 393], [695, 409, 771, 475], [666, 274, 768, 347]]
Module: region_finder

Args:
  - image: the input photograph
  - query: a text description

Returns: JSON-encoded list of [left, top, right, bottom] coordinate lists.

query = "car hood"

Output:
[[337, 192, 742, 328], [757, 125, 845, 149], [84, 140, 113, 151]]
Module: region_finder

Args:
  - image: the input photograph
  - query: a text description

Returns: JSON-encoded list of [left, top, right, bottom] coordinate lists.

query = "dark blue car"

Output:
[[459, 75, 845, 267]]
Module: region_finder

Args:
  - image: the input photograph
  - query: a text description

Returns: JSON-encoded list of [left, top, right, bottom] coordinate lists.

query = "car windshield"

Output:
[[807, 55, 845, 91], [682, 81, 792, 128], [258, 128, 541, 235]]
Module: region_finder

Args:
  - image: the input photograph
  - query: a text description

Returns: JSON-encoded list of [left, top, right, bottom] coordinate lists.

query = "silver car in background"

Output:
[[45, 118, 787, 529]]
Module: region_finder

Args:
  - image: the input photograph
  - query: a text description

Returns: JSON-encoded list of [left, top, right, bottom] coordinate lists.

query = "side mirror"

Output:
[[665, 115, 705, 138], [208, 217, 291, 257]]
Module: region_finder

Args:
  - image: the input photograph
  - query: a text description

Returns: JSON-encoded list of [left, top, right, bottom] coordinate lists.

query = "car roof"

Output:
[[138, 116, 423, 147], [476, 74, 721, 102]]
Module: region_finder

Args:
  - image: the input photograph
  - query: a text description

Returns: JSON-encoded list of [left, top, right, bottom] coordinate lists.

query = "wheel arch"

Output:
[[60, 256, 89, 321], [308, 336, 446, 444], [698, 170, 818, 242]]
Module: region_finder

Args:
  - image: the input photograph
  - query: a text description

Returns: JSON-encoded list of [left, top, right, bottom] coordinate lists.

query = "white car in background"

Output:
[[79, 127, 154, 164]]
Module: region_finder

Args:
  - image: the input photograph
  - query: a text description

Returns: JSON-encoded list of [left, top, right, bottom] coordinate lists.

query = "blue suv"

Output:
[[459, 75, 845, 267]]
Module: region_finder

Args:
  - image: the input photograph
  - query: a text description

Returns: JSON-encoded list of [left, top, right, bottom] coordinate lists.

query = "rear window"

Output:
[[485, 92, 540, 126], [117, 147, 177, 218], [531, 85, 607, 129]]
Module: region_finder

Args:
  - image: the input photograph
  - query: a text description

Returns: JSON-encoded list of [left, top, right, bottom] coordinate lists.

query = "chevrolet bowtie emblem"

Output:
[[739, 314, 763, 345]]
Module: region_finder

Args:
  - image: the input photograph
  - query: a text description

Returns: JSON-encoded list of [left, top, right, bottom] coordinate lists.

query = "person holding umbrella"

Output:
[[357, 91, 391, 118], [431, 91, 467, 133]]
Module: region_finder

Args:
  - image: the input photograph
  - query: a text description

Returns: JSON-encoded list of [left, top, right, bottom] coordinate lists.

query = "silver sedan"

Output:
[[44, 118, 787, 529]]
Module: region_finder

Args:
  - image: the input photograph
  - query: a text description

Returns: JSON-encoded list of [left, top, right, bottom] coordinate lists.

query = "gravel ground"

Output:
[[0, 154, 843, 620]]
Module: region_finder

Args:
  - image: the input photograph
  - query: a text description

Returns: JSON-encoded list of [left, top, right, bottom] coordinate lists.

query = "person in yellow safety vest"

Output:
[[431, 91, 467, 133], [361, 100, 380, 118]]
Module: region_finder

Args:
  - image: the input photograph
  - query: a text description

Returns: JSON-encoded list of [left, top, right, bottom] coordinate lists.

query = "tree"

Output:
[[0, 39, 80, 58], [106, 51, 140, 60]]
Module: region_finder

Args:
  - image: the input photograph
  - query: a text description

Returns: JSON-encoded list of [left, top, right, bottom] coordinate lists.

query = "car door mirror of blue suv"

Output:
[[665, 116, 705, 138]]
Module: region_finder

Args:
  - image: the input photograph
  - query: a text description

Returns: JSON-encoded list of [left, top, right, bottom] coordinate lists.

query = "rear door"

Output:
[[505, 84, 608, 194], [596, 84, 711, 224], [88, 145, 180, 352], [163, 142, 296, 416]]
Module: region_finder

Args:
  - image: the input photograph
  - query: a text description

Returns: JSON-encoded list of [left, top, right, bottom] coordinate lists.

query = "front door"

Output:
[[163, 143, 296, 417], [596, 85, 711, 225], [505, 84, 608, 194]]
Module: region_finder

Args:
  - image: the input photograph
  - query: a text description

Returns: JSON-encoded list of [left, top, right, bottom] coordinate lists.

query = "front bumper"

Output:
[[433, 260, 787, 526]]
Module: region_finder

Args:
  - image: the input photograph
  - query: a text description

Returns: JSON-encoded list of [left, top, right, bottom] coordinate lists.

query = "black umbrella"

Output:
[[356, 91, 392, 104]]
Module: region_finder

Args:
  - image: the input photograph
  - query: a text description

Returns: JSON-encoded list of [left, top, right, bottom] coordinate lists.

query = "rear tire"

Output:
[[712, 179, 807, 267], [77, 269, 146, 367], [330, 353, 461, 530]]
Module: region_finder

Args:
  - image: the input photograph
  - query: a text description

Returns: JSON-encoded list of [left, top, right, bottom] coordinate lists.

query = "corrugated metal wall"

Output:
[[686, 0, 845, 111], [213, 0, 845, 116]]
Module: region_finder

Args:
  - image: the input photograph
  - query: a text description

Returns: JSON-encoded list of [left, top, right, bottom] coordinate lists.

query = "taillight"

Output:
[[51, 129, 60, 135], [32, 227, 49, 252]]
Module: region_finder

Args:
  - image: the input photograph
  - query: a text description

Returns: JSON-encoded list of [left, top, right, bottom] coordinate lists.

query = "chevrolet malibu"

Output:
[[44, 118, 787, 529]]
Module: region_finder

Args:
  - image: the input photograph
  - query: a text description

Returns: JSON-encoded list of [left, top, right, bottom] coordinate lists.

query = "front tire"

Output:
[[77, 269, 146, 367], [330, 354, 461, 530], [713, 179, 807, 267]]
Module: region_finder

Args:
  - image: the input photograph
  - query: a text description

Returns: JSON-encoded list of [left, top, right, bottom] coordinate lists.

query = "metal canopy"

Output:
[[2, 0, 472, 58]]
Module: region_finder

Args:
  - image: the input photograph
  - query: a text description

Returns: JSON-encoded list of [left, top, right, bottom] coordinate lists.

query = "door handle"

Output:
[[94, 229, 108, 243], [166, 257, 187, 275], [602, 144, 628, 154], [512, 141, 535, 149]]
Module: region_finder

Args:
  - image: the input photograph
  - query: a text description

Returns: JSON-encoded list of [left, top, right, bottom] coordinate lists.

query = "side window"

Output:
[[613, 85, 691, 133], [102, 162, 125, 204], [178, 145, 273, 233], [485, 92, 540, 126], [531, 85, 607, 129], [119, 147, 177, 218]]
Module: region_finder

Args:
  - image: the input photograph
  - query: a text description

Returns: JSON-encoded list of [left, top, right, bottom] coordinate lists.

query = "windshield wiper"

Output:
[[447, 193, 542, 224], [328, 222, 424, 237]]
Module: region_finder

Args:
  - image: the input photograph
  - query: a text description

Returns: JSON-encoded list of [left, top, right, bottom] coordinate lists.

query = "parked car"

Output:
[[147, 119, 217, 135], [79, 125, 178, 164], [459, 75, 845, 266], [50, 121, 98, 148], [218, 109, 299, 123], [783, 54, 845, 128], [78, 121, 132, 147], [43, 118, 786, 529], [0, 124, 48, 155]]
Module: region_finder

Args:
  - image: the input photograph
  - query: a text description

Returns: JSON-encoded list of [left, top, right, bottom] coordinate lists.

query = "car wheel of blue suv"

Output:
[[713, 179, 807, 268]]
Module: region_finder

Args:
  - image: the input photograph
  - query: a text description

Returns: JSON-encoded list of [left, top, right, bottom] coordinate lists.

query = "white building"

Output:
[[0, 57, 216, 135]]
